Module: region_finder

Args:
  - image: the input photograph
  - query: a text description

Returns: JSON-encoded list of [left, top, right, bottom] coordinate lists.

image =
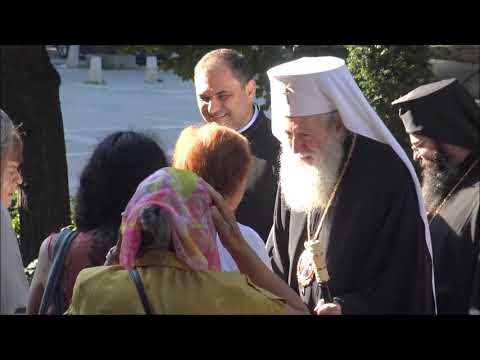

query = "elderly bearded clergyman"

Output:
[[266, 57, 437, 314]]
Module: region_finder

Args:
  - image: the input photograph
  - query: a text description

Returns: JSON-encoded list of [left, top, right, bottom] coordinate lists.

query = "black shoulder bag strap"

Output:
[[38, 228, 79, 314], [128, 267, 153, 315]]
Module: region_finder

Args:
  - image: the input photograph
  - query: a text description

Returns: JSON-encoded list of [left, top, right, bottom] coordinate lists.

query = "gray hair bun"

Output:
[[139, 205, 172, 251]]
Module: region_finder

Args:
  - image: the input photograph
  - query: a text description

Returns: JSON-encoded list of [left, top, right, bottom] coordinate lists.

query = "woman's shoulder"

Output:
[[77, 264, 122, 281], [235, 222, 270, 269], [73, 265, 128, 294], [48, 229, 96, 247], [0, 203, 11, 219], [45, 230, 94, 262], [237, 223, 262, 240], [237, 223, 265, 248], [0, 205, 14, 238], [197, 271, 285, 313], [0, 205, 15, 239]]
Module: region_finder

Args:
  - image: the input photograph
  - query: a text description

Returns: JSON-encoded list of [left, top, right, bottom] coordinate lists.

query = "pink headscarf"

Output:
[[119, 167, 221, 271]]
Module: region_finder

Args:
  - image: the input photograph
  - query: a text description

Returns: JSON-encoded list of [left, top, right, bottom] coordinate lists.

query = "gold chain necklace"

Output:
[[428, 158, 480, 224], [297, 134, 357, 295], [306, 134, 357, 244]]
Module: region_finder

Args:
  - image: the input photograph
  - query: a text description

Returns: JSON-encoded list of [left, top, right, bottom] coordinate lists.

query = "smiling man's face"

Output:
[[194, 62, 255, 131]]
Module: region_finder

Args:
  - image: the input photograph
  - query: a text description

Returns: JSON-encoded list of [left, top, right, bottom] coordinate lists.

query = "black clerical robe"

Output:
[[429, 151, 480, 314], [266, 134, 435, 314], [236, 109, 280, 243]]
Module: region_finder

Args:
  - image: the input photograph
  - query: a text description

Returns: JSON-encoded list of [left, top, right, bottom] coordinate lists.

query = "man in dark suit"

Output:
[[194, 49, 279, 243]]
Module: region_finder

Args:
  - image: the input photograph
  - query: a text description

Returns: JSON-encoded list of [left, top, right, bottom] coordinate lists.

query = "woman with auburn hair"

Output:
[[172, 123, 271, 271]]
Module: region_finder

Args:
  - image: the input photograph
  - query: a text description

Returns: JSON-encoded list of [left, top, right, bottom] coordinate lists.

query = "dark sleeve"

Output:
[[266, 187, 290, 284], [470, 254, 480, 314], [469, 200, 480, 314], [339, 178, 435, 314]]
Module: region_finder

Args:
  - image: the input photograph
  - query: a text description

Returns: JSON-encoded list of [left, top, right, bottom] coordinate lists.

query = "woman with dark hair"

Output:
[[27, 131, 168, 314]]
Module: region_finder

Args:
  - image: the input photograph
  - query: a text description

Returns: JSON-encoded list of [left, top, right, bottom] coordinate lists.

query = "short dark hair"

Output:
[[194, 48, 253, 86], [74, 131, 168, 236]]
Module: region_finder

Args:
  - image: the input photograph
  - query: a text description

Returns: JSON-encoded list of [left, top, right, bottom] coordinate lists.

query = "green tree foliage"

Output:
[[8, 191, 35, 282], [9, 191, 21, 239], [127, 45, 435, 147], [345, 45, 434, 149], [124, 45, 345, 110], [1, 46, 72, 266], [150, 45, 287, 110]]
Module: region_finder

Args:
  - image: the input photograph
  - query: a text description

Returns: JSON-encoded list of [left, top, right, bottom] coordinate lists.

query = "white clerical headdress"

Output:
[[267, 56, 396, 143], [267, 57, 338, 120], [267, 56, 437, 313]]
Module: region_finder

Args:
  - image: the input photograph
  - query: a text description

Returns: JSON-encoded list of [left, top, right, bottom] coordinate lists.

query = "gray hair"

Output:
[[325, 110, 340, 125], [1, 108, 14, 151], [1, 109, 15, 175], [139, 205, 172, 253], [1, 108, 26, 207], [314, 111, 341, 132]]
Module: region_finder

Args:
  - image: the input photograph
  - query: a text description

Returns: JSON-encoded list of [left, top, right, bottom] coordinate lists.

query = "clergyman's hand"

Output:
[[204, 182, 246, 255], [205, 180, 309, 315], [314, 298, 342, 315]]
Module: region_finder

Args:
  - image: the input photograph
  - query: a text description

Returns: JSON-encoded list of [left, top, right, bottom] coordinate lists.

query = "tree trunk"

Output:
[[0, 45, 71, 266]]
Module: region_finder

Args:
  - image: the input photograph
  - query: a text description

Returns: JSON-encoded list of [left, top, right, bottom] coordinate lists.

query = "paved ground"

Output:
[[53, 57, 202, 195], [51, 52, 478, 196]]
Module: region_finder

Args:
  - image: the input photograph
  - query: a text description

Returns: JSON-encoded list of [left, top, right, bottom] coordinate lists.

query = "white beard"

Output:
[[279, 134, 345, 213]]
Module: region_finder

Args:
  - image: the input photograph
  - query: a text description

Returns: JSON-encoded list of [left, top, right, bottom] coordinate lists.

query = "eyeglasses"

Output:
[[6, 162, 22, 182], [410, 139, 427, 155]]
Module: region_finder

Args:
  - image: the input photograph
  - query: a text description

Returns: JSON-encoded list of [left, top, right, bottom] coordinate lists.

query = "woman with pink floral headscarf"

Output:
[[65, 168, 308, 314]]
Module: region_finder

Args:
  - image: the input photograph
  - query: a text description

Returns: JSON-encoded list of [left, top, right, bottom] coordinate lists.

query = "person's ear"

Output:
[[334, 116, 343, 131], [245, 79, 256, 100], [333, 116, 347, 140]]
